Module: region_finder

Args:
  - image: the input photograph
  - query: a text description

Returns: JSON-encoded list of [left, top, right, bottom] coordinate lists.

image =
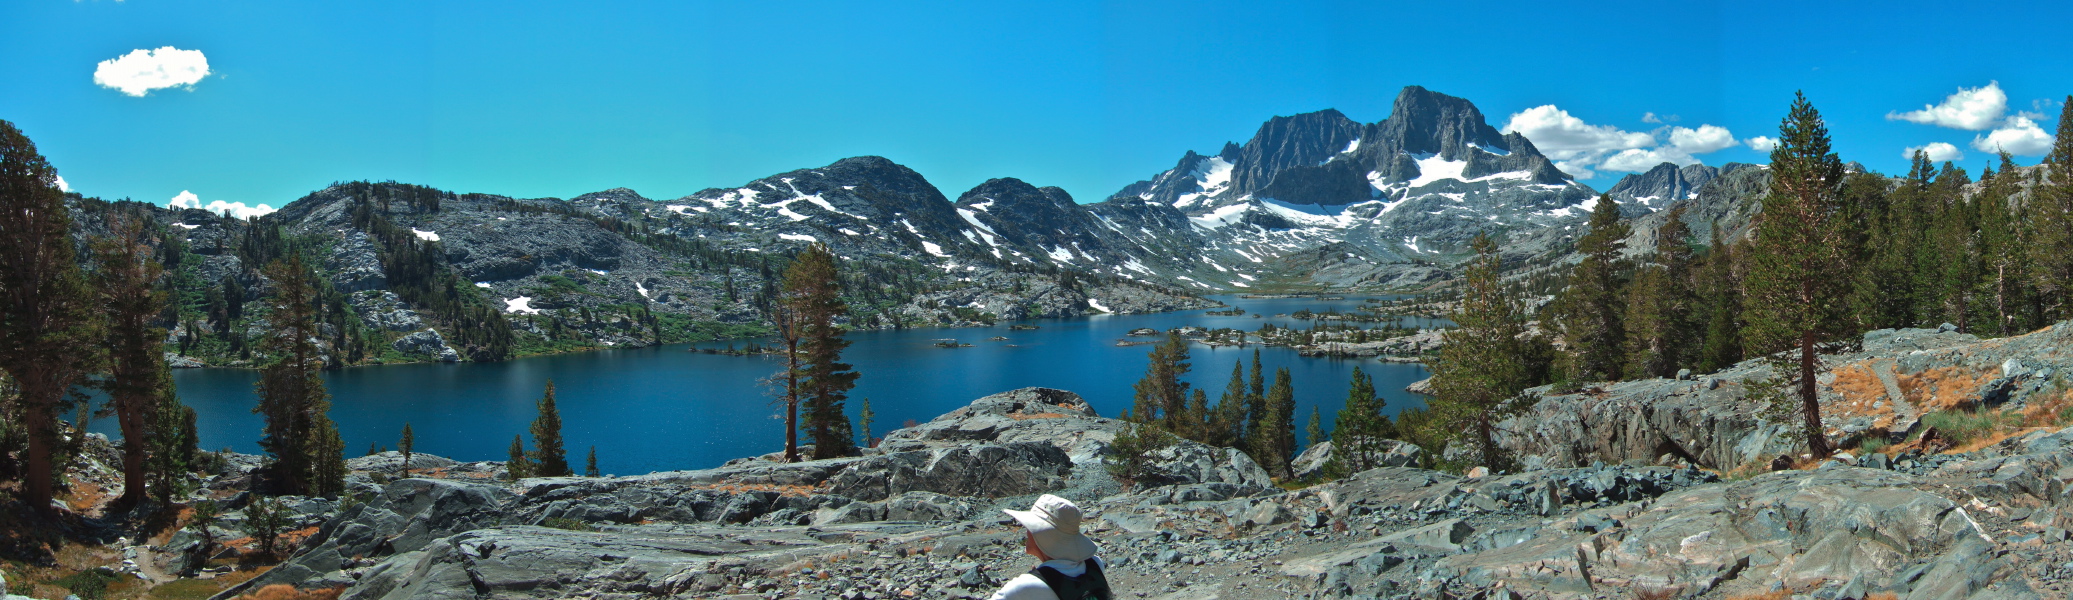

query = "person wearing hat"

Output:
[[990, 494, 1113, 600]]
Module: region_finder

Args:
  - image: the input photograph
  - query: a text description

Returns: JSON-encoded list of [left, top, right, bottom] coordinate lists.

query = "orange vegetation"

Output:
[[688, 482, 828, 497], [1898, 366, 1998, 411], [233, 584, 344, 600], [1827, 362, 1900, 428]]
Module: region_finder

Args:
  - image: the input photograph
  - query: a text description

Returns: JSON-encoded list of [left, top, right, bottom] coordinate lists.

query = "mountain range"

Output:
[[83, 85, 1777, 364]]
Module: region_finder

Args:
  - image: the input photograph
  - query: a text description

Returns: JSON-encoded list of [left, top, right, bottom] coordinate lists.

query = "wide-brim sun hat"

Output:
[[1002, 494, 1099, 562]]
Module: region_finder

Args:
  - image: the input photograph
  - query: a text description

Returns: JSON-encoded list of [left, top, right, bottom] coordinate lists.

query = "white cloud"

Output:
[[1506, 106, 1743, 177], [1667, 124, 1738, 154], [1971, 115, 2054, 156], [1745, 136, 1778, 152], [93, 47, 211, 97], [1903, 142, 1964, 163], [54, 175, 70, 193], [169, 190, 275, 219], [1887, 81, 2007, 130], [1641, 112, 1662, 124]]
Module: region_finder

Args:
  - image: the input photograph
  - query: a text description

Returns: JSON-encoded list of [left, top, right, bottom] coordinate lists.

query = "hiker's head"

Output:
[[1003, 494, 1097, 562]]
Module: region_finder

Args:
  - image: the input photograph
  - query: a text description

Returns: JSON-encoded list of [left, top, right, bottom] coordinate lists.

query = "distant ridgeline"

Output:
[[61, 85, 2066, 368]]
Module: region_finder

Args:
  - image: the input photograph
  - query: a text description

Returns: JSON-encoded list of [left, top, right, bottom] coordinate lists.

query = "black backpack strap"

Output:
[[1029, 560, 1114, 600]]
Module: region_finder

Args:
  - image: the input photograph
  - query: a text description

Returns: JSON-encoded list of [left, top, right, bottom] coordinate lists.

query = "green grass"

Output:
[[540, 517, 596, 531], [145, 578, 227, 600], [1919, 408, 2025, 447]]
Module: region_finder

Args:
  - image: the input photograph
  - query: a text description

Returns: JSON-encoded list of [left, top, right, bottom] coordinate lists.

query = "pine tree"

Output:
[[399, 422, 415, 477], [1304, 405, 1326, 453], [857, 397, 875, 449], [1244, 348, 1265, 446], [1206, 361, 1249, 448], [1130, 332, 1192, 428], [92, 212, 171, 507], [1694, 223, 1744, 372], [0, 119, 100, 517], [506, 434, 533, 480], [309, 418, 348, 497], [243, 495, 290, 560], [253, 256, 342, 496], [780, 244, 858, 460], [1333, 366, 1393, 473], [1623, 206, 1699, 378], [585, 446, 600, 477], [1427, 234, 1537, 471], [1555, 194, 1630, 382], [2032, 96, 2073, 321], [1253, 367, 1297, 479], [1978, 152, 2028, 336], [145, 381, 198, 504], [1742, 92, 1853, 459], [530, 380, 570, 476]]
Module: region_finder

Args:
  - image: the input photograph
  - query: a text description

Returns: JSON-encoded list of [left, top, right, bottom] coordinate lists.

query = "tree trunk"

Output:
[[119, 402, 147, 507], [784, 336, 800, 464], [1799, 330, 1830, 458], [23, 393, 57, 518]]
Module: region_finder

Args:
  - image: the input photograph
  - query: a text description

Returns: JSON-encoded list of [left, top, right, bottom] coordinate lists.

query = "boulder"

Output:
[[826, 442, 1072, 501], [347, 451, 460, 475], [391, 328, 459, 362], [219, 478, 516, 599], [877, 387, 1117, 464], [1434, 467, 1990, 594]]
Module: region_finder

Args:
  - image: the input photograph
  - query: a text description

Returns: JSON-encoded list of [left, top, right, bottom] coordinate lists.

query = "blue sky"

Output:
[[3, 0, 2069, 213]]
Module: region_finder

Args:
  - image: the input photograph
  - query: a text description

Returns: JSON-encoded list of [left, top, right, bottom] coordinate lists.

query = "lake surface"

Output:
[[140, 295, 1437, 475]]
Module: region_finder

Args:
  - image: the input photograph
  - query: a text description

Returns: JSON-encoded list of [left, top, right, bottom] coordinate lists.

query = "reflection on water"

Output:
[[140, 295, 1437, 475]]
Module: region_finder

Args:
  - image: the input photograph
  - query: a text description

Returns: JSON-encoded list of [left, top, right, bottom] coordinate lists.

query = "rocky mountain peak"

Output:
[[1228, 109, 1364, 194], [1605, 162, 1720, 211], [1369, 85, 1510, 160]]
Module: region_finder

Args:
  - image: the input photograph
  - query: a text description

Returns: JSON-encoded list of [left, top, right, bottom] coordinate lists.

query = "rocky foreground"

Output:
[[141, 324, 2073, 600]]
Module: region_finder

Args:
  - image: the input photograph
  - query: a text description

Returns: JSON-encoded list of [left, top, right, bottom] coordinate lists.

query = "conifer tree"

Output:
[[1304, 405, 1325, 453], [93, 213, 171, 507], [1427, 234, 1537, 470], [399, 422, 414, 477], [780, 244, 858, 460], [506, 435, 533, 480], [253, 256, 343, 496], [857, 397, 875, 449], [1555, 194, 1629, 381], [585, 446, 599, 477], [1131, 332, 1192, 427], [2032, 96, 2073, 321], [1624, 206, 1699, 378], [0, 119, 99, 517], [1978, 152, 2028, 336], [146, 381, 198, 504], [1694, 223, 1744, 372], [1205, 361, 1249, 449], [530, 380, 570, 476], [309, 419, 348, 497], [1244, 348, 1265, 445], [1742, 92, 1853, 459], [1254, 367, 1296, 479], [1333, 365, 1393, 473]]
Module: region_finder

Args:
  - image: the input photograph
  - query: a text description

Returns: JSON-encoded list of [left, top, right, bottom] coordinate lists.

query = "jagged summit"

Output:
[[1604, 162, 1721, 212], [1095, 85, 1599, 287]]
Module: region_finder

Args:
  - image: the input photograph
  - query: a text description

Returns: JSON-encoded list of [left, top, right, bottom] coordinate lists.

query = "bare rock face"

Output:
[[826, 442, 1072, 502], [879, 387, 1114, 463]]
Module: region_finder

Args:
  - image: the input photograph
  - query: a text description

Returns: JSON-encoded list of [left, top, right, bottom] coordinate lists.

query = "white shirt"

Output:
[[988, 557, 1108, 600]]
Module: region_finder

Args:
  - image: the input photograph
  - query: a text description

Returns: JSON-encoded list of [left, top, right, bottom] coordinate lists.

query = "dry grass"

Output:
[[1008, 412, 1069, 421], [1828, 362, 1901, 428], [1721, 589, 1791, 600], [230, 584, 343, 600], [686, 482, 828, 497], [1898, 366, 1999, 412]]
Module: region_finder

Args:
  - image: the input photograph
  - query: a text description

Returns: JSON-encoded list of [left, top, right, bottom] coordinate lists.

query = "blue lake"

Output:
[[142, 295, 1436, 475]]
